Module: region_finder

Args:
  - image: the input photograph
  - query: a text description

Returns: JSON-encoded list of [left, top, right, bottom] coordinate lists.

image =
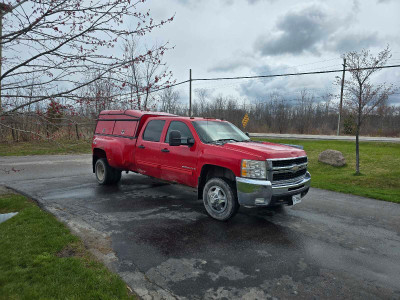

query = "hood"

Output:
[[222, 141, 306, 160]]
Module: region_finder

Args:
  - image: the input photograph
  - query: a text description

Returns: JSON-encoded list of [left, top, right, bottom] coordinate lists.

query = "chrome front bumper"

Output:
[[236, 172, 311, 207]]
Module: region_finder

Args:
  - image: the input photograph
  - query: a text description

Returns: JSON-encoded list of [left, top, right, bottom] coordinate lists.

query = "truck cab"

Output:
[[92, 110, 311, 221]]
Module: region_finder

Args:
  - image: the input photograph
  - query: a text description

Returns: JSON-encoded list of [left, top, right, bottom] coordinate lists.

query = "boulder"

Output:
[[318, 149, 346, 167]]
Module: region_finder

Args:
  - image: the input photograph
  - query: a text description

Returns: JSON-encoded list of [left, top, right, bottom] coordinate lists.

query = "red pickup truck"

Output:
[[92, 110, 310, 220]]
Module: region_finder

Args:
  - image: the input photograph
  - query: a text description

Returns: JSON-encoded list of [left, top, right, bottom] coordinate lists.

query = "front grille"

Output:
[[273, 169, 307, 181], [268, 156, 308, 184], [272, 157, 307, 167]]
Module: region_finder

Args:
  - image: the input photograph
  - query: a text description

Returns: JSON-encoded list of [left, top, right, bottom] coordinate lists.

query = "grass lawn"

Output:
[[0, 192, 134, 299], [257, 138, 400, 203], [0, 140, 91, 156]]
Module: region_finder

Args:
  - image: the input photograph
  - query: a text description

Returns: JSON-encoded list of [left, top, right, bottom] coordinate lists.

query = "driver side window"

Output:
[[165, 121, 193, 143]]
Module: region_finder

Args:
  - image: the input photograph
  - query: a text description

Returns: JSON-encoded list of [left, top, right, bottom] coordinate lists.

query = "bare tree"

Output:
[[0, 0, 173, 118], [80, 71, 119, 116], [159, 87, 179, 113], [121, 38, 173, 110], [295, 89, 315, 134], [269, 92, 290, 134], [342, 46, 395, 174], [195, 88, 210, 113]]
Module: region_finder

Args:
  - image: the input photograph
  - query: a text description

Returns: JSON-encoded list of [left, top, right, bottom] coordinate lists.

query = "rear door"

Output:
[[135, 119, 166, 178], [159, 120, 199, 187]]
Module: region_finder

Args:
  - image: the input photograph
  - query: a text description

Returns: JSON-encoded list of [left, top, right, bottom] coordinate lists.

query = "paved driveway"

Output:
[[1, 155, 400, 299]]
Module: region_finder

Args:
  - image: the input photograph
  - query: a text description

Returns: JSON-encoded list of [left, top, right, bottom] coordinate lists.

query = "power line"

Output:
[[193, 60, 344, 91], [191, 64, 400, 82], [63, 64, 400, 101], [137, 64, 400, 98]]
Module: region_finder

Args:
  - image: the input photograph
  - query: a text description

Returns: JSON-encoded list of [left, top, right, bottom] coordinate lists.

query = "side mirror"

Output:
[[245, 132, 250, 137], [187, 137, 195, 146], [169, 130, 181, 146]]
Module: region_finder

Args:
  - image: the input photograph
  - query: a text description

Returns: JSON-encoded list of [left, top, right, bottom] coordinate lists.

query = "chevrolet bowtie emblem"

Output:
[[291, 165, 300, 172]]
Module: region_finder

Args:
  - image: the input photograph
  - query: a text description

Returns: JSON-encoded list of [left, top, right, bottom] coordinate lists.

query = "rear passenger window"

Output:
[[165, 121, 193, 143], [143, 120, 165, 142]]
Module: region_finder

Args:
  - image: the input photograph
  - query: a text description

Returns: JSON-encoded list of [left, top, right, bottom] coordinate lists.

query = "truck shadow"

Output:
[[100, 175, 300, 258]]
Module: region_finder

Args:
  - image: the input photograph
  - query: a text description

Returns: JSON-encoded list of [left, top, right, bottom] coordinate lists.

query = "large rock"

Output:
[[318, 149, 346, 167]]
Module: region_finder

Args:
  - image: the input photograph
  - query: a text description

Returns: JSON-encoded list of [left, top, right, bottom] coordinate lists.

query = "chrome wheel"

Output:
[[207, 185, 227, 213], [96, 161, 105, 181]]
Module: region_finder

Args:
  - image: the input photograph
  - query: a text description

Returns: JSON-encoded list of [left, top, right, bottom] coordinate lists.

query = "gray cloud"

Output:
[[236, 60, 337, 102], [326, 32, 381, 53], [208, 57, 256, 73], [254, 4, 337, 56], [253, 2, 386, 56]]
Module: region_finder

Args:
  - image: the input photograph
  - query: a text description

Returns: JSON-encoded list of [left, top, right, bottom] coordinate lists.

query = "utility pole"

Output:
[[189, 69, 192, 117], [337, 58, 346, 136]]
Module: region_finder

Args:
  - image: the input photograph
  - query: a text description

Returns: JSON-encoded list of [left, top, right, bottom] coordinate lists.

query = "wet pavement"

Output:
[[1, 154, 400, 299]]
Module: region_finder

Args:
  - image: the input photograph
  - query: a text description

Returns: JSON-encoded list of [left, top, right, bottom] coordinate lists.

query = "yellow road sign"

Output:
[[242, 113, 249, 128]]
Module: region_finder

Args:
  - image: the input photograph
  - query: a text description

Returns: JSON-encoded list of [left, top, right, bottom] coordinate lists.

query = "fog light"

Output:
[[255, 198, 265, 205]]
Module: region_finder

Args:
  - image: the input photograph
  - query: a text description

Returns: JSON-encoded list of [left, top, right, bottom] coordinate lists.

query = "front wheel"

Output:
[[203, 177, 239, 221]]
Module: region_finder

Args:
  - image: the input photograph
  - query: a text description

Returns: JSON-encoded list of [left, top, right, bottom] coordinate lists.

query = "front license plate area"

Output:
[[292, 194, 301, 205]]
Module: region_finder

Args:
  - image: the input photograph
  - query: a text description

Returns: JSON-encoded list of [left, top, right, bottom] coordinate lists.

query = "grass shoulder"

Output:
[[256, 138, 400, 203], [0, 140, 91, 156], [0, 192, 135, 299]]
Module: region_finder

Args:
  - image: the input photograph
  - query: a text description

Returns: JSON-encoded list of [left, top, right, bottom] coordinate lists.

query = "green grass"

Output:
[[0, 140, 91, 156], [0, 193, 134, 299], [257, 138, 400, 203]]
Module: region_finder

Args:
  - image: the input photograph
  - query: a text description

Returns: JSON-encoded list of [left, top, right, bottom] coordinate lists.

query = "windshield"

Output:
[[192, 120, 250, 143]]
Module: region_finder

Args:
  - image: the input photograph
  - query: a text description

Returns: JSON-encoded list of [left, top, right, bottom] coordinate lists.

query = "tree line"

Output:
[[158, 87, 400, 137]]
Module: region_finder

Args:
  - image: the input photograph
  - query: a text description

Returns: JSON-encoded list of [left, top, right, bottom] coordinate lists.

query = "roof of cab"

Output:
[[99, 110, 176, 119]]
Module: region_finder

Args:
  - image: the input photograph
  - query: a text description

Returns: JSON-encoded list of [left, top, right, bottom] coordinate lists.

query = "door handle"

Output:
[[138, 145, 145, 149], [161, 148, 170, 153]]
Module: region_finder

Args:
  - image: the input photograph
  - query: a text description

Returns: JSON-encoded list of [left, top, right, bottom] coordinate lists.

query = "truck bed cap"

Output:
[[98, 110, 176, 119]]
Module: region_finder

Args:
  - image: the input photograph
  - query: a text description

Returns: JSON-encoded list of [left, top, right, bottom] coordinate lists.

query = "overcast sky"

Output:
[[141, 0, 400, 105]]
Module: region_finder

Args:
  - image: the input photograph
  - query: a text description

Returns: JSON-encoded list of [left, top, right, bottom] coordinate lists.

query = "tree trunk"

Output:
[[11, 126, 16, 142], [355, 91, 362, 175], [355, 128, 360, 175], [75, 124, 80, 140]]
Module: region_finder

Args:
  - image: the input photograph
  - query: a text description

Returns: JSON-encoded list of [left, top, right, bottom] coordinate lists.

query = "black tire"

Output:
[[95, 158, 115, 185], [111, 169, 122, 184], [203, 177, 239, 221]]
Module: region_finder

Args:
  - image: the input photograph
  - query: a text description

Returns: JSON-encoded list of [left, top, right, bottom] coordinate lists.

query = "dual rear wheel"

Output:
[[95, 158, 121, 185]]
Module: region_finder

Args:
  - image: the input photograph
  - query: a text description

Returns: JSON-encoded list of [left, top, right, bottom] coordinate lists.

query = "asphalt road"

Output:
[[1, 155, 400, 299], [249, 133, 400, 143]]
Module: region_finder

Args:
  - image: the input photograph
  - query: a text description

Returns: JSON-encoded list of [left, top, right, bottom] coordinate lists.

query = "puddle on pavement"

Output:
[[0, 212, 18, 224]]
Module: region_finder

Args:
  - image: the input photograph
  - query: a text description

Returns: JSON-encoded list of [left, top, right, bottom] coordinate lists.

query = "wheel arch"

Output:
[[92, 148, 107, 173], [198, 164, 236, 199]]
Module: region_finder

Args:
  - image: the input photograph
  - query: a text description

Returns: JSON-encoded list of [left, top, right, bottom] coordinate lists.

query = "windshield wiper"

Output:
[[212, 138, 247, 143]]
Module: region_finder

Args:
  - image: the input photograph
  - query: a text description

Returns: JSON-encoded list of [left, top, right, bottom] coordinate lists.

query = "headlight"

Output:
[[241, 160, 267, 179]]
